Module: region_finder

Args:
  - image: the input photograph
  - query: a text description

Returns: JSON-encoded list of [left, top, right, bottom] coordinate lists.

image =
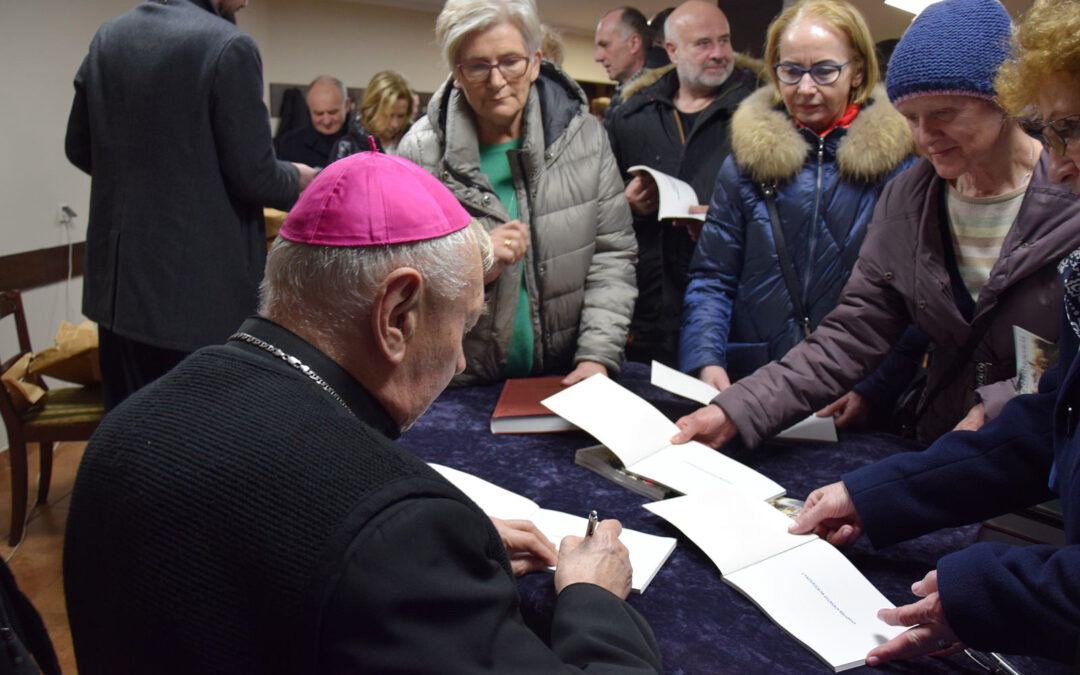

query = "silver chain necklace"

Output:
[[229, 332, 351, 413]]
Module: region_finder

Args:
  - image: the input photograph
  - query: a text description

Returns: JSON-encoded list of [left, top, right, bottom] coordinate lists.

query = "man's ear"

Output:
[[665, 39, 678, 65], [371, 267, 424, 365], [629, 32, 642, 55]]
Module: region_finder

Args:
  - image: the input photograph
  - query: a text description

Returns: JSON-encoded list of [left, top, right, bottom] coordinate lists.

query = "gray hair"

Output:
[[259, 220, 492, 340], [436, 0, 542, 67], [307, 75, 347, 103]]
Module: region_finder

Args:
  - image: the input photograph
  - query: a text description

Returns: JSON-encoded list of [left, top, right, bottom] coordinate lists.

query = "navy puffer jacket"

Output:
[[680, 84, 914, 378]]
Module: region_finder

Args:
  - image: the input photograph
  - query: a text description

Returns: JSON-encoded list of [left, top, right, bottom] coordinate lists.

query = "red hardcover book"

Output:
[[489, 376, 579, 434]]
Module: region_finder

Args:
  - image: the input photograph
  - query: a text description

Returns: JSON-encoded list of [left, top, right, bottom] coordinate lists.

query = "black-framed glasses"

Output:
[[774, 61, 849, 86], [1025, 113, 1080, 155], [457, 55, 531, 84]]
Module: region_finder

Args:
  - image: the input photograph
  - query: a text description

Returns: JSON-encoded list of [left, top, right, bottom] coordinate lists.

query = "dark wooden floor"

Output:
[[0, 441, 84, 674]]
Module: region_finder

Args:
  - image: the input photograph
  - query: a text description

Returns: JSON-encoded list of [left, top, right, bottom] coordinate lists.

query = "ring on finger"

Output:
[[504, 238, 513, 248]]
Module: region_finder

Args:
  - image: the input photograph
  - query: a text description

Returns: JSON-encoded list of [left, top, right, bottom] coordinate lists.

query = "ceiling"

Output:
[[341, 0, 1034, 39]]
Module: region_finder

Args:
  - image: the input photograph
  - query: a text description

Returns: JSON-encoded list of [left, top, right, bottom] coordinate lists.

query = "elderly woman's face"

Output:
[[454, 22, 541, 133], [895, 95, 1008, 181], [776, 19, 862, 134], [1037, 71, 1080, 197]]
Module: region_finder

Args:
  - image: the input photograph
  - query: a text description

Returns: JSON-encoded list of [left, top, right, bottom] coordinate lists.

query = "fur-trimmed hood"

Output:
[[730, 83, 913, 184], [620, 53, 766, 102]]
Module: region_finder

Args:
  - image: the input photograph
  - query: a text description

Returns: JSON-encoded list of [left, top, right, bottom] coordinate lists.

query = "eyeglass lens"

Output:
[[774, 63, 845, 86], [461, 56, 529, 83]]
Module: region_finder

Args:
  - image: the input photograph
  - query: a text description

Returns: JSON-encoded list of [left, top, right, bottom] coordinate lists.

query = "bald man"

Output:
[[606, 0, 758, 366], [277, 75, 351, 167]]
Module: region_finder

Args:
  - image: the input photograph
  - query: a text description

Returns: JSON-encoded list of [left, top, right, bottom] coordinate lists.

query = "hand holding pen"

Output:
[[553, 511, 634, 599]]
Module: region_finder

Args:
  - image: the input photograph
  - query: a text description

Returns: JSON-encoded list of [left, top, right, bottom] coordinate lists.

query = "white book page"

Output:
[[648, 362, 836, 442], [432, 464, 676, 593], [628, 441, 785, 501], [430, 464, 539, 520], [643, 491, 814, 575], [724, 539, 906, 672], [627, 165, 706, 221], [650, 360, 719, 406], [529, 509, 676, 593], [775, 414, 838, 442], [541, 374, 676, 466]]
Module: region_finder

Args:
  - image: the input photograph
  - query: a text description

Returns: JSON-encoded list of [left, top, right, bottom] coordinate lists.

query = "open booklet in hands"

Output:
[[540, 370, 905, 672], [430, 463, 676, 593], [645, 490, 905, 672]]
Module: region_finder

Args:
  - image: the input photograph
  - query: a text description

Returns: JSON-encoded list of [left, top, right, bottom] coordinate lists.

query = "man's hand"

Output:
[[671, 403, 738, 448], [952, 402, 986, 432], [788, 481, 863, 546], [866, 571, 961, 667], [484, 220, 530, 284], [625, 173, 659, 215], [562, 360, 607, 386], [669, 204, 708, 242], [490, 517, 558, 576], [554, 519, 633, 599], [698, 365, 731, 391], [817, 391, 870, 429], [292, 162, 317, 191]]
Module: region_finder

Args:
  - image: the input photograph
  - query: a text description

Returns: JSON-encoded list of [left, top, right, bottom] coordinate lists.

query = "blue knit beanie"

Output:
[[886, 0, 1013, 104]]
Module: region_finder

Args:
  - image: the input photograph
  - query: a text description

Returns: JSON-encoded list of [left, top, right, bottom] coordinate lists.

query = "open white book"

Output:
[[645, 490, 906, 672], [627, 165, 707, 221], [650, 361, 837, 442], [540, 374, 784, 501], [430, 463, 676, 593]]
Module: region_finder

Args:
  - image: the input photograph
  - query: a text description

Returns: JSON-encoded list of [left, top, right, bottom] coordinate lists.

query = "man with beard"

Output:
[[606, 0, 758, 365], [65, 0, 315, 410]]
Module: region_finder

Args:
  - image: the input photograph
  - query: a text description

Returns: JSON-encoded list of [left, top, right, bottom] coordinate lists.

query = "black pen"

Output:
[[585, 510, 598, 537]]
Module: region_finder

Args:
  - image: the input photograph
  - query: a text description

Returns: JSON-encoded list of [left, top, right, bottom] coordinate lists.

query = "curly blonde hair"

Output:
[[996, 0, 1080, 117], [763, 0, 878, 106], [358, 71, 414, 138]]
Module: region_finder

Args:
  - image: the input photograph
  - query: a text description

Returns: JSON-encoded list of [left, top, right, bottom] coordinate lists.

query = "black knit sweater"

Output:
[[64, 318, 506, 673]]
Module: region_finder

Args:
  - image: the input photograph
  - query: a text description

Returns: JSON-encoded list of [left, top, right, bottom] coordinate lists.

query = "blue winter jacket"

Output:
[[680, 85, 914, 379]]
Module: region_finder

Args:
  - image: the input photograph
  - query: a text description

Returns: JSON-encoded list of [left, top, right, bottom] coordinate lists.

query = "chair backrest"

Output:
[[0, 290, 33, 376]]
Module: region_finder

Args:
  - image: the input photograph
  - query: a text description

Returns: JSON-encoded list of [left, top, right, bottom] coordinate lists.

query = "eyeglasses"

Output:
[[1026, 113, 1080, 156], [457, 55, 531, 84], [774, 62, 849, 86]]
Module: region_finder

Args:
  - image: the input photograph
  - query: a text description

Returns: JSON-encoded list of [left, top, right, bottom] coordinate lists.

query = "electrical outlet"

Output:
[[57, 204, 77, 226]]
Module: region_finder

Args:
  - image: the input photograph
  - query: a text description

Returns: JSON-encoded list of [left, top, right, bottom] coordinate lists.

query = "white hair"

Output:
[[259, 221, 492, 340], [435, 0, 542, 67]]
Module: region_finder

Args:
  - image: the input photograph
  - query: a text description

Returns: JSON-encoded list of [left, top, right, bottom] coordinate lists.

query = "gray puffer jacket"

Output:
[[399, 62, 637, 386]]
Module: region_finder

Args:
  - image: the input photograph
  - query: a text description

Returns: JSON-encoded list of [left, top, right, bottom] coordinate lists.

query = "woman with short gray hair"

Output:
[[399, 0, 638, 387]]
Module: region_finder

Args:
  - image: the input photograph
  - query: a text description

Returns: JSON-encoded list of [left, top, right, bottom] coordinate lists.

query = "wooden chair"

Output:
[[0, 290, 104, 545]]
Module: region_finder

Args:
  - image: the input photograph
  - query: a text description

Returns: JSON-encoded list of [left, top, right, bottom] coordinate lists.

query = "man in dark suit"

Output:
[[65, 0, 315, 410], [275, 75, 351, 167]]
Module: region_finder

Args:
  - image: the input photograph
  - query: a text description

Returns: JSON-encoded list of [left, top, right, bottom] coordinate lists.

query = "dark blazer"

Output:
[[843, 296, 1080, 664], [65, 0, 299, 353]]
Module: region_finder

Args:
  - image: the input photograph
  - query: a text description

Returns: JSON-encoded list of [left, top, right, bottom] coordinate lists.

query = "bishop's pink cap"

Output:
[[278, 150, 471, 246]]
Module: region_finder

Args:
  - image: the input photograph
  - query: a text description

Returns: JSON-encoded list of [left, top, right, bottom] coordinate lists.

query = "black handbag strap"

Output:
[[762, 184, 811, 337]]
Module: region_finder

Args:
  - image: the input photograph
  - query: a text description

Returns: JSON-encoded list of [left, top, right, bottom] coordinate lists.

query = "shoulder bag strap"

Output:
[[913, 306, 997, 422], [762, 183, 811, 337]]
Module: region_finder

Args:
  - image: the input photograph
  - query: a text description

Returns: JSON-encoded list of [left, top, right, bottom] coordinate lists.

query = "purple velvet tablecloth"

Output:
[[400, 362, 1066, 674]]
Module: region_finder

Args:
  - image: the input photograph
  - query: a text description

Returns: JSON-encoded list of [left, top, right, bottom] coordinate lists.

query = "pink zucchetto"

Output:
[[278, 151, 471, 246]]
